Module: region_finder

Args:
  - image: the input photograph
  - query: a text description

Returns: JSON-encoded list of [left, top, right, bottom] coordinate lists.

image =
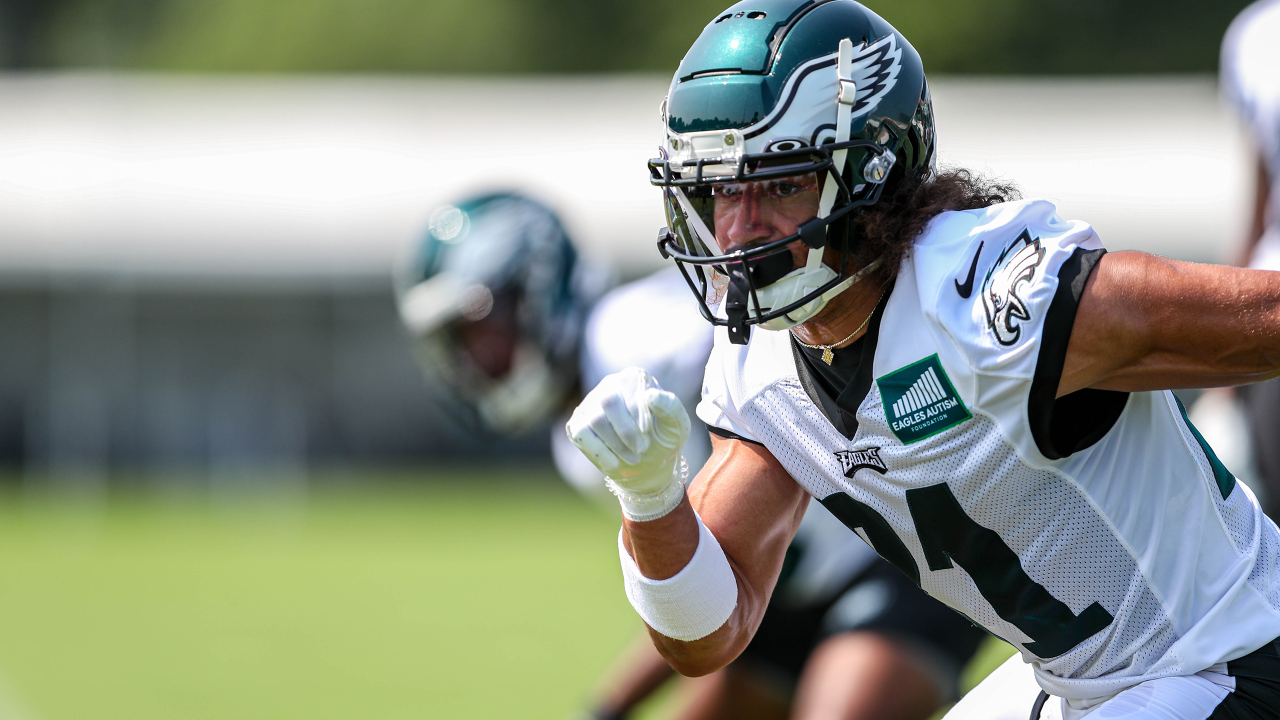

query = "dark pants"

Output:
[[1209, 638, 1280, 719]]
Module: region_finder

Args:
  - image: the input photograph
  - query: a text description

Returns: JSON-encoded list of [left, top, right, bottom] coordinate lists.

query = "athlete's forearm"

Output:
[[621, 497, 763, 676], [1060, 251, 1280, 396], [622, 497, 699, 580], [620, 436, 806, 677]]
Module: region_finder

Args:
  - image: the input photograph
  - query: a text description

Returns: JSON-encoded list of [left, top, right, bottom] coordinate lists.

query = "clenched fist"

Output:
[[566, 367, 691, 521]]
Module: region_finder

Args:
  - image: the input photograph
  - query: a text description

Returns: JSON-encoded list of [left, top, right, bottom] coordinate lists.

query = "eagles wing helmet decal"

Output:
[[981, 230, 1046, 346], [739, 35, 904, 144], [845, 34, 904, 119]]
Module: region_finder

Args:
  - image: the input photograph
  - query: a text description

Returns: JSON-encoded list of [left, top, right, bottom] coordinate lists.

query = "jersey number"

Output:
[[821, 483, 1114, 659]]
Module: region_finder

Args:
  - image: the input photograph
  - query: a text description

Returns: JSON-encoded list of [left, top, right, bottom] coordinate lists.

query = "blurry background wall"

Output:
[[0, 0, 1254, 73], [0, 0, 1260, 479]]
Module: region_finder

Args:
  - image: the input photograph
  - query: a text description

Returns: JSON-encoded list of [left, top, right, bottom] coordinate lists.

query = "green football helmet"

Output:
[[396, 193, 605, 434], [650, 0, 936, 344]]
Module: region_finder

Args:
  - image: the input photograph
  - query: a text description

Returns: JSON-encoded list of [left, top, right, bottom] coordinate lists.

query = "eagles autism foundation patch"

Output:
[[876, 355, 971, 444]]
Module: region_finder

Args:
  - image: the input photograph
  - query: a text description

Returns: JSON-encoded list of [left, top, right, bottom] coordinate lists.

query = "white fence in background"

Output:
[[0, 74, 1252, 285], [0, 74, 1254, 478]]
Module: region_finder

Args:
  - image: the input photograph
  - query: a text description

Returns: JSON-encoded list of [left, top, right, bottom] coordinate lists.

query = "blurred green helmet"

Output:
[[396, 193, 607, 434], [650, 0, 935, 344]]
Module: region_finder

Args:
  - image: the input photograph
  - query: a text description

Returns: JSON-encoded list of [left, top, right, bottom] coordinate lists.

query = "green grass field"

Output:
[[0, 469, 1013, 720]]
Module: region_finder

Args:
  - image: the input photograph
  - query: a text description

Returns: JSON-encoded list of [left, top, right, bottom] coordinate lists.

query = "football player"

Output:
[[566, 2, 1280, 719], [396, 192, 986, 719], [1223, 0, 1280, 519]]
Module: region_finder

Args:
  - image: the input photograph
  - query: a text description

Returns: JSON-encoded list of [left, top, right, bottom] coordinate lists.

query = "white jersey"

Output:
[[554, 267, 881, 601], [1223, 0, 1280, 271], [698, 199, 1280, 702]]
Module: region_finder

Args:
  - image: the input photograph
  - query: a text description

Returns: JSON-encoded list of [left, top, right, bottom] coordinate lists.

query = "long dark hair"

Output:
[[851, 168, 1021, 283]]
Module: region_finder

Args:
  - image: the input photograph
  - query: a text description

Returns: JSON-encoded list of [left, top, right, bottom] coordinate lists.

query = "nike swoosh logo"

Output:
[[954, 241, 984, 299]]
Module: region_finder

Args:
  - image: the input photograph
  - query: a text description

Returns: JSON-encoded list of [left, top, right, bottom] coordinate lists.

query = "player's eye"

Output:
[[766, 174, 817, 200], [772, 181, 801, 197], [714, 183, 747, 200]]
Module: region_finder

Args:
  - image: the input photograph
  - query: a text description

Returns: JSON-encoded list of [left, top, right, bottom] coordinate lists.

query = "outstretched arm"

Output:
[[625, 432, 808, 676], [1059, 250, 1280, 396]]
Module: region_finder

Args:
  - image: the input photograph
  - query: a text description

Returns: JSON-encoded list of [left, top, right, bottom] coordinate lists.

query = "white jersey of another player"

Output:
[[553, 268, 881, 601], [1223, 0, 1280, 271], [699, 198, 1280, 703], [552, 267, 714, 494]]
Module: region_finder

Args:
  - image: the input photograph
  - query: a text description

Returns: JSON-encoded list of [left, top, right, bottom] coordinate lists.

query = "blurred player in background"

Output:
[[396, 193, 606, 436], [1223, 0, 1280, 519], [396, 191, 985, 720]]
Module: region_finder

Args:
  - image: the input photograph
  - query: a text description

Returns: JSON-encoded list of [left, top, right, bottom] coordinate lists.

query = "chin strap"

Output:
[[725, 249, 800, 345], [817, 256, 882, 309]]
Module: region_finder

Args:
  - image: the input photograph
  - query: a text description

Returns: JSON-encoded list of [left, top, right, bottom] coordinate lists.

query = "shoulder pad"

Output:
[[912, 200, 1103, 376]]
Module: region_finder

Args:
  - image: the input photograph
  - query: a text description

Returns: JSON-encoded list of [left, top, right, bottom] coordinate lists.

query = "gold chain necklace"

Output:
[[791, 288, 887, 365]]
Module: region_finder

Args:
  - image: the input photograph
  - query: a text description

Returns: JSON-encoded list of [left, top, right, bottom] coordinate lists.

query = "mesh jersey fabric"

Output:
[[1222, 0, 1280, 271], [697, 199, 1280, 702]]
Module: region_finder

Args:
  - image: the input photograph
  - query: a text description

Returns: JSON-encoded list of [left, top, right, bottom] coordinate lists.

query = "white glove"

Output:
[[566, 367, 692, 521]]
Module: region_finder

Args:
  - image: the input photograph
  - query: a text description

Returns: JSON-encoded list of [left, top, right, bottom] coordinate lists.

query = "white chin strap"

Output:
[[756, 37, 868, 332], [756, 257, 881, 330]]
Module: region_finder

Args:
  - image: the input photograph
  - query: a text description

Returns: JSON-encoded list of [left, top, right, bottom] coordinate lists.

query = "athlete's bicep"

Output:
[[1060, 251, 1280, 396]]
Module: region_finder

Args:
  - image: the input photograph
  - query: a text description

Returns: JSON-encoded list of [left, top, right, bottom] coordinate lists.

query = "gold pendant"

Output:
[[821, 348, 834, 365]]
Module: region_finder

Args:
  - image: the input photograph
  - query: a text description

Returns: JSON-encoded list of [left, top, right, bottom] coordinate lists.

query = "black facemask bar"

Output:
[[650, 139, 894, 342]]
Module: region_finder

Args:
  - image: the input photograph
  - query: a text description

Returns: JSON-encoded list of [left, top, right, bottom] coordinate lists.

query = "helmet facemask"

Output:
[[650, 0, 937, 343], [651, 35, 904, 345], [654, 140, 892, 344]]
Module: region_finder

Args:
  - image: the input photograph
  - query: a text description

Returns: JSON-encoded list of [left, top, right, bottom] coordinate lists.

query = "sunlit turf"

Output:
[[0, 469, 638, 720], [0, 469, 1015, 720]]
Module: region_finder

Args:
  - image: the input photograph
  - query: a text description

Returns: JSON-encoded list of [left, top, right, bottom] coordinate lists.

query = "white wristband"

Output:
[[617, 510, 738, 642], [605, 456, 689, 522]]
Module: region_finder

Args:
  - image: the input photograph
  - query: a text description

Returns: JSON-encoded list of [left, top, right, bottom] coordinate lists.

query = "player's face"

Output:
[[450, 288, 519, 380], [712, 173, 820, 268]]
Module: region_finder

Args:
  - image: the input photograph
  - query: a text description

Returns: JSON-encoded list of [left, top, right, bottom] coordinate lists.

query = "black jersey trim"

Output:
[[706, 424, 765, 447], [790, 281, 894, 440], [1028, 248, 1129, 460], [836, 284, 893, 435], [1173, 394, 1236, 500], [791, 339, 851, 437]]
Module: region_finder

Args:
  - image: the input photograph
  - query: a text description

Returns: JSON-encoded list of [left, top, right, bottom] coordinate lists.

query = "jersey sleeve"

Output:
[[922, 200, 1119, 461], [696, 335, 762, 444]]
